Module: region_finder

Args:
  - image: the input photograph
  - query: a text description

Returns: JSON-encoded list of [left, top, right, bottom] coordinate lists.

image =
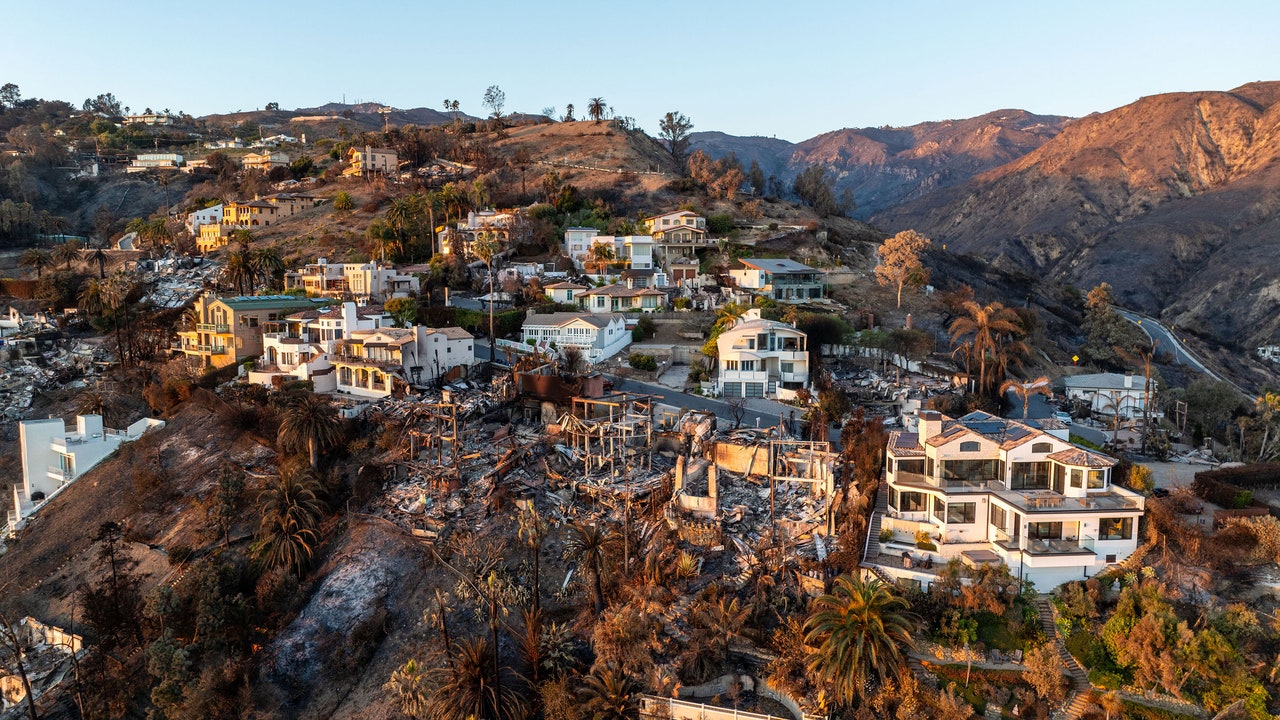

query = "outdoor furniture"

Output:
[[1012, 649, 1023, 663]]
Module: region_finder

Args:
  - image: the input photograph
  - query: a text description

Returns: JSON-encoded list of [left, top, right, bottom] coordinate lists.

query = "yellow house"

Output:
[[344, 146, 398, 176], [176, 293, 318, 368], [197, 224, 237, 253], [222, 199, 282, 227]]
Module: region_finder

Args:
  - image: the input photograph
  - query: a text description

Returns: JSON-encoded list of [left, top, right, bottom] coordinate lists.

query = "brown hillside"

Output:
[[873, 81, 1280, 350]]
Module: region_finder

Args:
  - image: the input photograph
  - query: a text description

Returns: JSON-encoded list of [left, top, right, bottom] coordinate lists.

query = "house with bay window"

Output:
[[864, 410, 1144, 590], [715, 311, 810, 401]]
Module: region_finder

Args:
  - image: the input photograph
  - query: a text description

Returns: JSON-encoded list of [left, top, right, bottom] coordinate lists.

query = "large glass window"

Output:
[[959, 441, 981, 452], [991, 505, 1007, 530], [897, 459, 925, 476], [1031, 442, 1053, 453], [941, 459, 999, 484], [1010, 462, 1052, 490], [1099, 517, 1133, 540], [946, 502, 976, 524], [899, 492, 925, 512], [932, 496, 946, 522], [1029, 522, 1062, 540], [1088, 470, 1107, 489], [1070, 469, 1083, 488]]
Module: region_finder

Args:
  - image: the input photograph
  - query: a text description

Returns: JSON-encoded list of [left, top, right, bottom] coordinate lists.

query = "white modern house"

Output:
[[715, 311, 810, 400], [643, 210, 713, 261], [1062, 373, 1150, 420], [330, 326, 476, 398], [866, 410, 1145, 590], [520, 312, 629, 363], [185, 204, 223, 235], [13, 415, 166, 535], [249, 302, 392, 391], [564, 232, 658, 274], [283, 258, 421, 301], [729, 258, 826, 303], [562, 227, 600, 264]]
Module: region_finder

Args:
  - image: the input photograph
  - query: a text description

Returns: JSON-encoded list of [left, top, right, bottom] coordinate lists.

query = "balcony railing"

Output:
[[196, 323, 230, 333], [993, 528, 1096, 555], [891, 470, 992, 493], [992, 488, 1143, 514], [190, 344, 228, 354]]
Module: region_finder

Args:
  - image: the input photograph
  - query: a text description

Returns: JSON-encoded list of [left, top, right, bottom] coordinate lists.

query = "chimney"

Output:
[[919, 410, 941, 442], [904, 313, 913, 329], [342, 301, 357, 331], [1124, 373, 1133, 389]]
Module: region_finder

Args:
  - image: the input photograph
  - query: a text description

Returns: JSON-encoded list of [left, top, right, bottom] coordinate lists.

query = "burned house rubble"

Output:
[[368, 367, 845, 598]]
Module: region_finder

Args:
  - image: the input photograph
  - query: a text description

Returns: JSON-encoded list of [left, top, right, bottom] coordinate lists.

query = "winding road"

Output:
[[1115, 309, 1209, 373]]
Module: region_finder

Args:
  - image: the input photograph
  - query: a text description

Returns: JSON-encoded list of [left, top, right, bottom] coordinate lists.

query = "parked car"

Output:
[[1053, 411, 1072, 424]]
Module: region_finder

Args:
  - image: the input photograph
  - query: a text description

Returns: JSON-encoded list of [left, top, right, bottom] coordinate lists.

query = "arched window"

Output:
[[1032, 442, 1053, 453], [959, 441, 980, 452]]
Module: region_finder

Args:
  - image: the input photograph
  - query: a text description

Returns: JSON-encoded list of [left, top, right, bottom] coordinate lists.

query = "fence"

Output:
[[640, 695, 820, 720]]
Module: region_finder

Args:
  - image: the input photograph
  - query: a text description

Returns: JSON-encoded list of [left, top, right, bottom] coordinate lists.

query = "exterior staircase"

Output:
[[862, 481, 890, 563], [1037, 598, 1093, 720]]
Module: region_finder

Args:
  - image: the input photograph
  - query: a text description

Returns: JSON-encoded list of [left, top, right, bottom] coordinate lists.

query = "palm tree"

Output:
[[579, 665, 641, 720], [52, 239, 84, 271], [384, 659, 429, 719], [587, 97, 607, 123], [233, 228, 253, 253], [804, 574, 913, 705], [277, 393, 344, 469], [948, 300, 1024, 396], [1000, 376, 1051, 419], [422, 637, 526, 720], [251, 247, 285, 290], [251, 468, 326, 576], [587, 242, 615, 274], [225, 250, 253, 296], [693, 594, 748, 664], [77, 279, 105, 317], [472, 232, 503, 361], [563, 520, 619, 613], [19, 248, 51, 278], [102, 274, 134, 366], [86, 242, 109, 279]]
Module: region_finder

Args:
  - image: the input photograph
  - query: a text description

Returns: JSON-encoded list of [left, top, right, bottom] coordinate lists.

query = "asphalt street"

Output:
[[1116, 309, 1207, 373], [1003, 389, 1108, 446]]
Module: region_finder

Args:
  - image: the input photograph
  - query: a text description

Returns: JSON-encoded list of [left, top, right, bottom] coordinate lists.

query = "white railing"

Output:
[[641, 695, 823, 720]]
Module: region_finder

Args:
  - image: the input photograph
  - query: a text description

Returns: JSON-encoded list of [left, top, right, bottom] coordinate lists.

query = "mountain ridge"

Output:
[[873, 81, 1280, 349], [690, 109, 1070, 217]]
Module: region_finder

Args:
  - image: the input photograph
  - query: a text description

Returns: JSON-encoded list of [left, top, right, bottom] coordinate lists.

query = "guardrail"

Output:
[[640, 695, 823, 720]]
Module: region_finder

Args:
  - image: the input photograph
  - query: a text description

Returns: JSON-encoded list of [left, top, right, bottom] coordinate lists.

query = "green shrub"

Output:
[[1232, 490, 1254, 509], [1089, 668, 1124, 690], [628, 353, 657, 372], [879, 528, 893, 543]]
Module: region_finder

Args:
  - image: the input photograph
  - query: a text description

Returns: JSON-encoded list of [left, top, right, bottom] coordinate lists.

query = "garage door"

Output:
[[722, 382, 742, 397], [745, 382, 765, 398]]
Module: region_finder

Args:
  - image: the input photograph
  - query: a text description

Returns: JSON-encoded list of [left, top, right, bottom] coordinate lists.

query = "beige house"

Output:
[[242, 151, 291, 171], [331, 326, 475, 398], [344, 146, 398, 176]]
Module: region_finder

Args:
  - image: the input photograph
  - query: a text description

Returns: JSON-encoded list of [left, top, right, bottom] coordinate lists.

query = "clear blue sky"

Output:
[[6, 0, 1279, 141]]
